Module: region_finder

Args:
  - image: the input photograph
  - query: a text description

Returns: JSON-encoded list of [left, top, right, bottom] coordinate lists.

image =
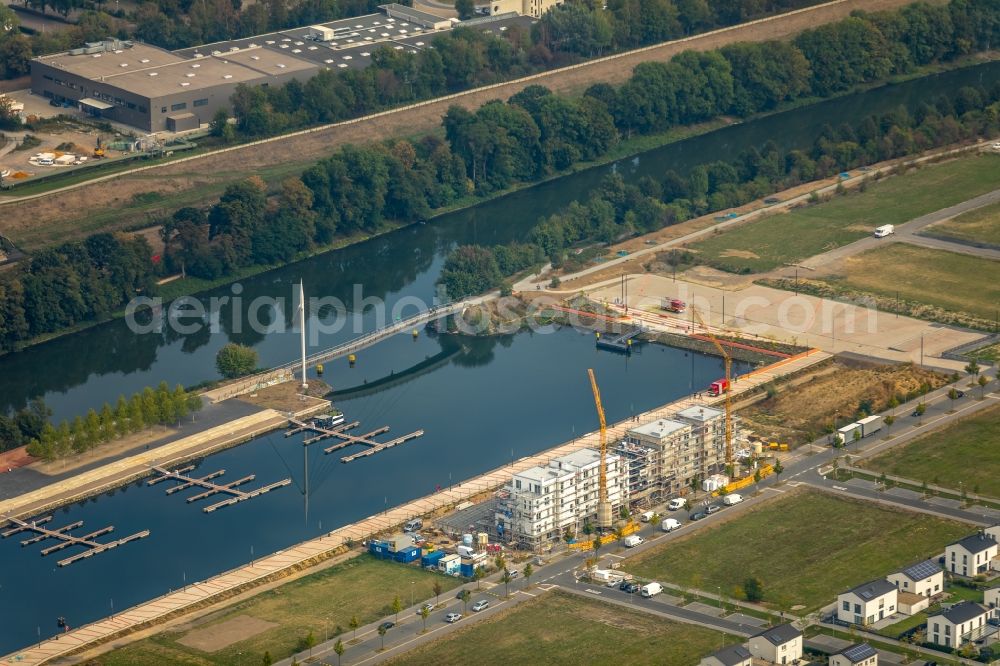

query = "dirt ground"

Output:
[[739, 361, 948, 445], [176, 615, 278, 652], [0, 0, 924, 245], [0, 446, 36, 473], [237, 379, 331, 413]]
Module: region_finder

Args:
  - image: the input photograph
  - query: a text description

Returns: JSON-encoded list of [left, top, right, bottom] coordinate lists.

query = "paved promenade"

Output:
[[2, 350, 828, 665]]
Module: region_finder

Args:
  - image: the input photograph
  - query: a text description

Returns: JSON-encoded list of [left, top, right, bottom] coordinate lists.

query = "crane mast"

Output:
[[587, 368, 613, 531], [691, 309, 733, 470]]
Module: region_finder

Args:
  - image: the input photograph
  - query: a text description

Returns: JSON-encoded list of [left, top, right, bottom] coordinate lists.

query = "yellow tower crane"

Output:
[[587, 368, 614, 531], [691, 309, 733, 470]]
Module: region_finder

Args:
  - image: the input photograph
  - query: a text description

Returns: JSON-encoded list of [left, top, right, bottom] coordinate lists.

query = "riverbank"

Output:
[[1, 348, 829, 665], [0, 398, 328, 522], [2, 54, 997, 361]]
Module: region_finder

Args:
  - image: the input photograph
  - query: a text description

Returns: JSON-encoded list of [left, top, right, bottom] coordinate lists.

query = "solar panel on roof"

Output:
[[842, 644, 878, 663], [903, 560, 940, 580]]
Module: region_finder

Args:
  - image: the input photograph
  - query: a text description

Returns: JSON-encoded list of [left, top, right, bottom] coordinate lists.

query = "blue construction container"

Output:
[[421, 551, 445, 568], [369, 540, 394, 559], [393, 545, 421, 563], [459, 563, 474, 577]]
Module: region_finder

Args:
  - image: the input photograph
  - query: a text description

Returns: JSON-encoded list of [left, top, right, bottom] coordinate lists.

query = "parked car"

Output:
[[506, 569, 520, 579], [471, 600, 490, 612], [379, 621, 394, 631], [445, 612, 462, 623], [420, 603, 435, 613], [620, 582, 641, 593], [722, 493, 743, 506], [661, 518, 682, 532], [706, 505, 721, 515], [667, 498, 686, 511], [690, 511, 707, 521], [456, 590, 468, 600], [955, 390, 965, 398], [623, 535, 644, 548]]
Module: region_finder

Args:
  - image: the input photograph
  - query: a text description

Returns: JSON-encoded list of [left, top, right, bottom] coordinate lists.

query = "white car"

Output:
[[445, 612, 462, 623], [992, 142, 1000, 150], [471, 600, 490, 612]]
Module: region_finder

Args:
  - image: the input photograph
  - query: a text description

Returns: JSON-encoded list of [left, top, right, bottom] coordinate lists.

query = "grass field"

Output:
[[865, 403, 1000, 497], [391, 591, 730, 666], [626, 491, 969, 611], [688, 153, 1000, 273], [96, 555, 461, 666], [823, 243, 1000, 321], [924, 199, 1000, 247]]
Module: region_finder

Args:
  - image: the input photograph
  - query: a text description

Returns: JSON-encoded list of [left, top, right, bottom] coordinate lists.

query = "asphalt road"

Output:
[[279, 372, 999, 665]]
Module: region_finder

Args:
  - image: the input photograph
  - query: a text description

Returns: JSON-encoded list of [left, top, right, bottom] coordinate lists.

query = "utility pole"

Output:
[[299, 281, 308, 391], [920, 334, 924, 367]]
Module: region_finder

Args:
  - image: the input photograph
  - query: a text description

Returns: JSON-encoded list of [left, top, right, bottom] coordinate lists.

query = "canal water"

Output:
[[0, 61, 998, 654]]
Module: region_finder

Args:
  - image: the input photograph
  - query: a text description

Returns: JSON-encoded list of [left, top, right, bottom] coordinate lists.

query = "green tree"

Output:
[[502, 569, 512, 598], [454, 0, 474, 20], [84, 409, 101, 448], [523, 562, 534, 587], [744, 576, 763, 602], [303, 630, 316, 656], [392, 595, 402, 622], [432, 580, 442, 604], [419, 605, 430, 632], [965, 360, 980, 378], [114, 396, 130, 437], [377, 623, 387, 651], [70, 416, 88, 453], [978, 374, 990, 399], [172, 385, 189, 423], [884, 414, 895, 435], [127, 394, 145, 432], [216, 343, 259, 378], [915, 402, 926, 422], [99, 403, 115, 442], [186, 394, 203, 419], [349, 614, 359, 640], [582, 517, 593, 536], [773, 459, 784, 483], [141, 387, 160, 425], [473, 566, 485, 590], [334, 638, 345, 665], [592, 536, 602, 556], [262, 651, 272, 666], [460, 589, 471, 613]]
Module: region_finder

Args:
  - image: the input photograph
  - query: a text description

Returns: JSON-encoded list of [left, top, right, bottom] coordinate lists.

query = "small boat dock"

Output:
[[596, 326, 644, 354], [1, 515, 150, 567], [286, 417, 425, 463], [148, 465, 291, 513]]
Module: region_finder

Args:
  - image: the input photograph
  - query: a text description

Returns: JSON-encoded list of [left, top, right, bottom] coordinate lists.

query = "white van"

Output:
[[623, 535, 644, 548], [404, 518, 422, 531], [640, 511, 655, 522], [722, 493, 744, 506], [640, 582, 663, 598], [661, 518, 681, 532], [667, 498, 686, 511], [874, 224, 894, 238]]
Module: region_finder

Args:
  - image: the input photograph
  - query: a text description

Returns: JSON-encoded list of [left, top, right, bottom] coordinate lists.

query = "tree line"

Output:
[[1, 0, 999, 350], [438, 82, 1000, 297], [220, 0, 828, 140], [24, 381, 203, 461]]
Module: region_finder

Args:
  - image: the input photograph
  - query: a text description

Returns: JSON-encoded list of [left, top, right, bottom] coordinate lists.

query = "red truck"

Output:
[[661, 298, 687, 313], [708, 379, 730, 396]]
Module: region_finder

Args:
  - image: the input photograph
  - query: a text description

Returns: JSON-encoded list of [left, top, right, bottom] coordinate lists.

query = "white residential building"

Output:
[[945, 532, 998, 577], [829, 643, 878, 666], [700, 644, 753, 666], [837, 580, 898, 626], [748, 624, 802, 664], [497, 447, 626, 548], [887, 560, 944, 598], [985, 587, 1000, 616], [927, 601, 991, 648]]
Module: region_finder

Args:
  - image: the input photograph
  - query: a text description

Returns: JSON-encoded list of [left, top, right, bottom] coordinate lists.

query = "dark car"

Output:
[[689, 511, 708, 521], [620, 582, 640, 593], [706, 505, 721, 515], [763, 197, 780, 204], [379, 621, 394, 631], [912, 409, 922, 417], [956, 390, 965, 398]]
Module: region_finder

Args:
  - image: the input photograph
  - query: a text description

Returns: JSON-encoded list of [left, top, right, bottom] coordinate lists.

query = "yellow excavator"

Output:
[[93, 136, 105, 159]]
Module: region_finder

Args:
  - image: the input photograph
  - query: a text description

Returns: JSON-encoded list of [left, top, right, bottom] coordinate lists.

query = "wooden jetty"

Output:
[[287, 418, 425, 463], [1, 516, 150, 567], [149, 466, 291, 513], [596, 326, 643, 354]]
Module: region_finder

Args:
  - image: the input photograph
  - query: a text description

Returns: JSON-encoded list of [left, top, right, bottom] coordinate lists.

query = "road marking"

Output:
[[585, 589, 602, 595], [833, 485, 847, 491]]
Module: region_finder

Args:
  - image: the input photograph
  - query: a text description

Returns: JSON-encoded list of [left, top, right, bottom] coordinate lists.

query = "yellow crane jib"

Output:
[[587, 368, 614, 531], [691, 309, 733, 470]]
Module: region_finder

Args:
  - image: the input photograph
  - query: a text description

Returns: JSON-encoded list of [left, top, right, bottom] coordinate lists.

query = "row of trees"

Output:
[[223, 0, 831, 140], [0, 232, 157, 353], [439, 82, 1000, 296], [0, 398, 51, 452], [25, 382, 203, 461]]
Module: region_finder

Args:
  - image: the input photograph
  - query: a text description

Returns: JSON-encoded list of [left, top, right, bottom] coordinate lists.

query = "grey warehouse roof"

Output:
[[848, 579, 897, 600], [708, 644, 752, 666], [931, 601, 988, 624], [896, 559, 942, 581], [754, 623, 802, 646], [838, 643, 878, 664]]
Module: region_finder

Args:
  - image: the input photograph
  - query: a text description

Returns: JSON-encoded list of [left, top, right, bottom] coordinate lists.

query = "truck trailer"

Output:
[[661, 298, 687, 313]]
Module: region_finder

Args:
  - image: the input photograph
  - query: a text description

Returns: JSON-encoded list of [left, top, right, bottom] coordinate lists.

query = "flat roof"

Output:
[[629, 419, 689, 440], [101, 54, 285, 98], [676, 405, 724, 422], [35, 42, 187, 79], [380, 3, 452, 26]]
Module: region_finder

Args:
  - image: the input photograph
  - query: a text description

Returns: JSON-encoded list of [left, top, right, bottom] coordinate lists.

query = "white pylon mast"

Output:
[[299, 281, 308, 390]]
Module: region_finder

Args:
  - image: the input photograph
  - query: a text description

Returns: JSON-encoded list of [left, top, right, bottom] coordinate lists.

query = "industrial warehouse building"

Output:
[[30, 5, 533, 132]]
